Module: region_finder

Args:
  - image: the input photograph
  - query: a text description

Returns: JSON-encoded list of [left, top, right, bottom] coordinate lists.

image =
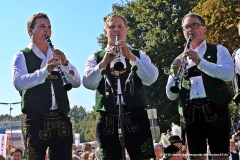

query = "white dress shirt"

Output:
[[234, 49, 240, 74], [166, 40, 234, 101], [12, 43, 81, 110], [82, 44, 159, 105]]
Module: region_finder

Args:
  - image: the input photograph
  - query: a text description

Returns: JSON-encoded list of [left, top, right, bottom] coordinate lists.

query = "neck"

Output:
[[191, 39, 204, 50], [32, 38, 48, 56]]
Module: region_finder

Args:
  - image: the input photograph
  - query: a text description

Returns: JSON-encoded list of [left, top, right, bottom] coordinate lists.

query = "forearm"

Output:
[[13, 67, 50, 91], [166, 75, 179, 100], [198, 59, 234, 82], [82, 56, 102, 90], [130, 50, 159, 86]]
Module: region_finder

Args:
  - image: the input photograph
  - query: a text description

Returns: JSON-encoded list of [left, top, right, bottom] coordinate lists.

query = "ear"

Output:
[[28, 28, 32, 35], [203, 25, 207, 33], [104, 29, 107, 37]]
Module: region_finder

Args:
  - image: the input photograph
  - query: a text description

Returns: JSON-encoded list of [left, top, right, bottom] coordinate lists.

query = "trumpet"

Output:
[[45, 35, 73, 91], [113, 34, 124, 71], [169, 34, 193, 93]]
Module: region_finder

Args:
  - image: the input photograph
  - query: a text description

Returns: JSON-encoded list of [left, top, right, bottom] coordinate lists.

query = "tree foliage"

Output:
[[192, 0, 240, 53], [68, 106, 99, 143]]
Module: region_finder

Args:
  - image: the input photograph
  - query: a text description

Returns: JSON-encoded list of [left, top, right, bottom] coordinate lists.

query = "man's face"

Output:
[[28, 18, 51, 43], [182, 16, 206, 43], [154, 146, 163, 159], [82, 145, 91, 152], [72, 144, 77, 151], [171, 149, 184, 160], [11, 151, 22, 160], [104, 17, 127, 46]]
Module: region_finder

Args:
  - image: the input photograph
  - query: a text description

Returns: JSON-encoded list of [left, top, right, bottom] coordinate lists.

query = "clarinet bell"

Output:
[[170, 86, 180, 93], [63, 82, 73, 91], [114, 61, 124, 71]]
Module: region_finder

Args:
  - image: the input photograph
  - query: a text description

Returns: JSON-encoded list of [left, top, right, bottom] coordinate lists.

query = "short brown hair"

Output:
[[27, 13, 49, 29], [182, 12, 205, 27], [10, 147, 22, 156], [104, 14, 128, 29], [82, 142, 91, 150]]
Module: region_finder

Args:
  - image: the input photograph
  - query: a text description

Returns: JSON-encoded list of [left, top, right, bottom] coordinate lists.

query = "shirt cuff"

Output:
[[130, 56, 141, 66], [197, 58, 210, 71], [42, 66, 51, 76], [95, 64, 101, 72]]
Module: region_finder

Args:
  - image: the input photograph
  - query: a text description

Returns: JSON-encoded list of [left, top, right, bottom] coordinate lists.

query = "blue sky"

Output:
[[0, 0, 122, 116]]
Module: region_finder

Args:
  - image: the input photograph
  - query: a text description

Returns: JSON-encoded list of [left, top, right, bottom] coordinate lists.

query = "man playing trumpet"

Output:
[[166, 12, 233, 160], [83, 14, 158, 160]]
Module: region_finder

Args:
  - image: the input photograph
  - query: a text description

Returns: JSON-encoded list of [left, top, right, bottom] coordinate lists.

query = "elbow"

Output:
[[82, 77, 96, 90], [13, 79, 24, 91], [145, 73, 159, 86], [72, 80, 81, 88], [223, 71, 234, 82]]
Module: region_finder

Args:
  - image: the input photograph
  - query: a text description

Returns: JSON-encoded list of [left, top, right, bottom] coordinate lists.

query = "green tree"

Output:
[[192, 0, 240, 53], [77, 109, 99, 142]]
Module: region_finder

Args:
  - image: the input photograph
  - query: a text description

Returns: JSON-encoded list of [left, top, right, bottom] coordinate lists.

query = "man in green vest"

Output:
[[166, 12, 233, 160], [12, 13, 81, 159], [82, 14, 159, 160]]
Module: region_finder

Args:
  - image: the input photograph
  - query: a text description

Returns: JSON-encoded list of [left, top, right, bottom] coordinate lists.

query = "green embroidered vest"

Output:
[[20, 48, 70, 115], [178, 43, 233, 116], [94, 49, 147, 113]]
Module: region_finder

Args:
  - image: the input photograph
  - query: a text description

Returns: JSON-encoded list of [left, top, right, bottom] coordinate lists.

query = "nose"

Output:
[[114, 26, 120, 32]]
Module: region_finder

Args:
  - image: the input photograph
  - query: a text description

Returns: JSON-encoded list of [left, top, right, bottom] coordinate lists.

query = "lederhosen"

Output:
[[94, 49, 155, 160]]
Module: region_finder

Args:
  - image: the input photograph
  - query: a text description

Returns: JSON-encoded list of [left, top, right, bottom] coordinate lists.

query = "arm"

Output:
[[52, 49, 81, 88], [82, 54, 102, 90], [12, 52, 50, 91], [198, 45, 234, 82], [166, 75, 180, 100], [130, 50, 159, 86]]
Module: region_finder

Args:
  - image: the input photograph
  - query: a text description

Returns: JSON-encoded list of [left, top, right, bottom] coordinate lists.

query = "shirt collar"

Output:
[[26, 42, 52, 60], [195, 40, 206, 52]]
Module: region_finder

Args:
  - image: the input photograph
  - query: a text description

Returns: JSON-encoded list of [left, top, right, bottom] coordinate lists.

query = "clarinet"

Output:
[[170, 34, 193, 93], [45, 35, 73, 91], [113, 34, 124, 71]]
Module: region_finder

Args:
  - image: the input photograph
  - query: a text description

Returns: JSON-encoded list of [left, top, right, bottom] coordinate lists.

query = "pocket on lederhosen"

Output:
[[183, 98, 218, 125]]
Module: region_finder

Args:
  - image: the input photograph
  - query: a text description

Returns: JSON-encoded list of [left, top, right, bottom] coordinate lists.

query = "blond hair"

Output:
[[104, 14, 128, 29]]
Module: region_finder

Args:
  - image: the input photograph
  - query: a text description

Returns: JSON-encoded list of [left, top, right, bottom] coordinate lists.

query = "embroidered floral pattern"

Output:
[[103, 115, 114, 135], [100, 147, 106, 159], [124, 112, 139, 132], [141, 138, 154, 155]]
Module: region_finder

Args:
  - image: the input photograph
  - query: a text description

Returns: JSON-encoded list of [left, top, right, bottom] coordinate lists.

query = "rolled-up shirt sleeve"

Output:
[[12, 52, 50, 91], [82, 55, 102, 90], [130, 50, 159, 86], [197, 45, 234, 82]]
